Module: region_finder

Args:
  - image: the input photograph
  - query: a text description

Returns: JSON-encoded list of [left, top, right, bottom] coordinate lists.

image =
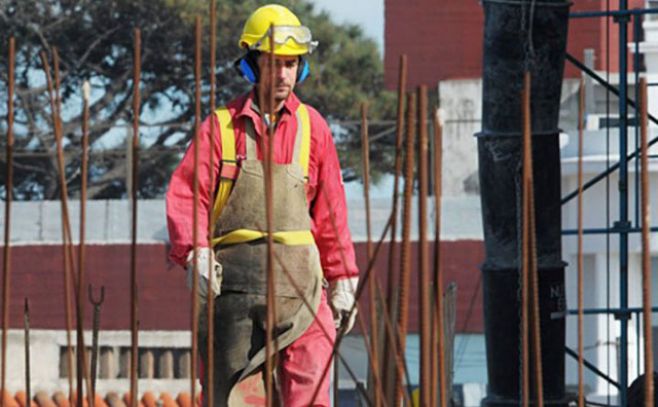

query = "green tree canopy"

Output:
[[0, 0, 397, 199]]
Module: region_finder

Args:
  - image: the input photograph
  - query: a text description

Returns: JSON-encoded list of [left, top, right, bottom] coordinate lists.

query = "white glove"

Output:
[[329, 277, 359, 334], [186, 247, 222, 306]]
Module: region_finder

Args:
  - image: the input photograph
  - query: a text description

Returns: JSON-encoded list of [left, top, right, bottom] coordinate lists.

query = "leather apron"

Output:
[[200, 115, 323, 406]]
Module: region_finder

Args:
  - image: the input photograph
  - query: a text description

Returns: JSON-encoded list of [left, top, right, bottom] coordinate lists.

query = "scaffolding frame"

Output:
[[564, 4, 658, 406]]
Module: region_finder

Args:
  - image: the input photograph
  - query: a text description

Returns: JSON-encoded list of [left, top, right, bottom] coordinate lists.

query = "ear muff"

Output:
[[297, 58, 310, 83], [234, 52, 310, 84], [234, 51, 260, 84]]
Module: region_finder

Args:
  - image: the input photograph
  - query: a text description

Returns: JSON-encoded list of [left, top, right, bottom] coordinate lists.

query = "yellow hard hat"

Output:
[[239, 4, 318, 55]]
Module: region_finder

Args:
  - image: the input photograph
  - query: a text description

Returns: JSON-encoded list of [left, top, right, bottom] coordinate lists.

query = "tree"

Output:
[[0, 0, 396, 199]]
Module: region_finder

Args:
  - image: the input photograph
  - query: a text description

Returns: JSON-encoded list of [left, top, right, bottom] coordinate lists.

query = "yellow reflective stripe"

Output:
[[298, 104, 311, 179], [211, 107, 236, 224], [212, 229, 315, 247]]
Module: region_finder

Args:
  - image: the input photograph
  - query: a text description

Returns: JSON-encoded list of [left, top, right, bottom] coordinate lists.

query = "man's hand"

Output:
[[329, 277, 359, 334], [186, 247, 222, 306]]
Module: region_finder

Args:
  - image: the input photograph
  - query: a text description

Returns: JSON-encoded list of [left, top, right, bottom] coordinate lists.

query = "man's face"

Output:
[[257, 54, 299, 106]]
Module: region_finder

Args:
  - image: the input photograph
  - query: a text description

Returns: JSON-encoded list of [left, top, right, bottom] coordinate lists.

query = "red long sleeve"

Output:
[[166, 92, 359, 281], [166, 113, 221, 266]]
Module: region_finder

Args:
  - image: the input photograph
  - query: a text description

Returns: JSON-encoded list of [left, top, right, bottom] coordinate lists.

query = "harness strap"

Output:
[[296, 104, 311, 179], [212, 107, 237, 223]]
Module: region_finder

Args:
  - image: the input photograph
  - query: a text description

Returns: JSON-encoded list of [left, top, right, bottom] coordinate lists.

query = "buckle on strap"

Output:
[[219, 162, 239, 180]]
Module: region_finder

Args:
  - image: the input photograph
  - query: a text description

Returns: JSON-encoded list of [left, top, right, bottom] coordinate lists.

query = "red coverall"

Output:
[[166, 90, 359, 405]]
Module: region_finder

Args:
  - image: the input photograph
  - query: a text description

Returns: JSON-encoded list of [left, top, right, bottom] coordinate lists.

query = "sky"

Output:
[[310, 0, 384, 52]]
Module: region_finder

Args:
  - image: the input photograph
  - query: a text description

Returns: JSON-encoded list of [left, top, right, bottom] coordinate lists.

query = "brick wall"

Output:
[[384, 0, 645, 90], [0, 240, 485, 333]]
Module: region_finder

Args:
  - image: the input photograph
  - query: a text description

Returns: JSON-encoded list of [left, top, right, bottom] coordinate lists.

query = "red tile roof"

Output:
[[2, 392, 200, 407]]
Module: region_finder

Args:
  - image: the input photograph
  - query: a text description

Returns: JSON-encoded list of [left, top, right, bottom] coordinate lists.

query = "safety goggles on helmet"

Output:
[[251, 25, 318, 54]]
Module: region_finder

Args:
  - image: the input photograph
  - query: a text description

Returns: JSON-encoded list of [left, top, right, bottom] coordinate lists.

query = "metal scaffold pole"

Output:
[[617, 2, 630, 405]]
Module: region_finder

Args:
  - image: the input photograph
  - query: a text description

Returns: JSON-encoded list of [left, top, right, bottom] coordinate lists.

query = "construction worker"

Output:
[[166, 4, 359, 406]]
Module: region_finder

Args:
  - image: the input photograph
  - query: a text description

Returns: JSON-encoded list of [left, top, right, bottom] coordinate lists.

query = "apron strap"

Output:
[[244, 118, 259, 160]]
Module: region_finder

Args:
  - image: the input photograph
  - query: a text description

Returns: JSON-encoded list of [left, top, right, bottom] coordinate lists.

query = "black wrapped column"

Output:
[[478, 1, 571, 406]]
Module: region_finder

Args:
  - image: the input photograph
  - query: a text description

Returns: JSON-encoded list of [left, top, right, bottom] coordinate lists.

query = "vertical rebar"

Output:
[[23, 299, 30, 404], [382, 54, 407, 392], [263, 25, 277, 407], [576, 79, 585, 407], [384, 55, 407, 404], [54, 49, 77, 402], [361, 102, 381, 407], [521, 73, 531, 407], [191, 17, 202, 403], [1, 37, 15, 407], [130, 28, 141, 407], [417, 85, 431, 407], [206, 2, 218, 405], [395, 93, 416, 406], [88, 285, 104, 401], [639, 77, 654, 407], [41, 49, 76, 401], [522, 72, 544, 407], [77, 80, 93, 407], [432, 108, 447, 407]]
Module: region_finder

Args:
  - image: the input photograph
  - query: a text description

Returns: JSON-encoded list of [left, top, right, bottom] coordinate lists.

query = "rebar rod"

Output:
[[23, 299, 30, 404], [53, 49, 78, 403], [523, 72, 544, 407], [384, 55, 407, 403], [129, 28, 141, 407], [40, 49, 75, 400], [521, 73, 531, 407], [1, 37, 15, 407], [361, 102, 381, 407], [205, 2, 217, 405], [432, 108, 448, 407], [333, 357, 339, 407], [577, 79, 585, 407], [395, 92, 416, 406], [191, 17, 202, 403], [259, 25, 278, 407], [639, 77, 654, 407], [375, 281, 413, 407], [417, 85, 431, 407], [88, 285, 104, 400], [77, 80, 94, 407]]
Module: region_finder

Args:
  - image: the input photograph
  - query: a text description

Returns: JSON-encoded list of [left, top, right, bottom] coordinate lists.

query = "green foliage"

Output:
[[0, 0, 395, 199]]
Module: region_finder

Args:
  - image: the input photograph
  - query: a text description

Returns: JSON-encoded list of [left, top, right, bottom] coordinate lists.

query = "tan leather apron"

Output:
[[199, 114, 323, 406]]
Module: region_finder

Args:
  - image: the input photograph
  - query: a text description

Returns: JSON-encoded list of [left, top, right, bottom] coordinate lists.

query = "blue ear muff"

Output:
[[297, 58, 310, 83], [238, 58, 258, 84], [235, 53, 309, 85]]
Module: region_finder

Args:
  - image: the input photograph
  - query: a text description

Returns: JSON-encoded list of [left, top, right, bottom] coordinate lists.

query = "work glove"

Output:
[[329, 276, 359, 334], [186, 247, 222, 307]]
